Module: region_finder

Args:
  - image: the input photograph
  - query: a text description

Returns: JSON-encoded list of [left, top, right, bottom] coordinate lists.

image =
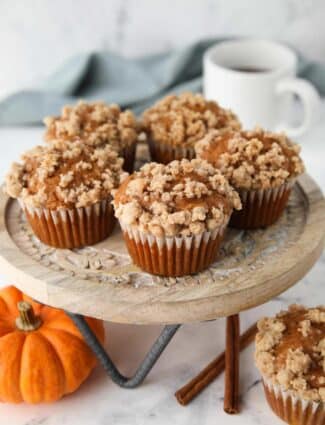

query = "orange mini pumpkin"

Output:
[[0, 286, 104, 403]]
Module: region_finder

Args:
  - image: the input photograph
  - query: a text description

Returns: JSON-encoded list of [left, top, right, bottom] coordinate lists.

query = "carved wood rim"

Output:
[[0, 173, 324, 324]]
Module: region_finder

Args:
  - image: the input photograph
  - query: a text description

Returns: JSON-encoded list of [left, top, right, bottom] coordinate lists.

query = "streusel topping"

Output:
[[44, 101, 142, 151], [5, 140, 127, 209], [255, 305, 325, 402], [113, 159, 241, 237], [195, 128, 305, 190], [142, 92, 241, 148]]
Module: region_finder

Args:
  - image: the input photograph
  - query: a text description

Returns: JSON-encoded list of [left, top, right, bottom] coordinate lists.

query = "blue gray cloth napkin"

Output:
[[0, 38, 324, 125]]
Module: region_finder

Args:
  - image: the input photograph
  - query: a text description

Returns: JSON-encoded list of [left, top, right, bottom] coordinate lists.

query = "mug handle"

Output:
[[275, 78, 320, 137]]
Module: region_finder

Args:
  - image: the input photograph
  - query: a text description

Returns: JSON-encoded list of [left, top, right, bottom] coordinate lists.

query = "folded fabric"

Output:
[[0, 38, 324, 125]]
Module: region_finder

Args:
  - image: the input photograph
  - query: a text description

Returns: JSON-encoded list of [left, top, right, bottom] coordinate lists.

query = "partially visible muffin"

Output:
[[5, 139, 127, 248], [195, 127, 305, 228], [255, 305, 325, 424], [44, 101, 143, 172], [113, 159, 241, 276], [142, 92, 241, 164]]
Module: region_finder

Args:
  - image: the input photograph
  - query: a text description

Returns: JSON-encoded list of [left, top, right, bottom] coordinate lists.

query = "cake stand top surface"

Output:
[[0, 173, 324, 324]]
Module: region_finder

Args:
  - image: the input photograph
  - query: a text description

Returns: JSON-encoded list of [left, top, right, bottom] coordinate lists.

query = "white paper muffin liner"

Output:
[[119, 221, 227, 276], [19, 198, 115, 248], [230, 179, 296, 229], [148, 139, 195, 164], [263, 378, 325, 425]]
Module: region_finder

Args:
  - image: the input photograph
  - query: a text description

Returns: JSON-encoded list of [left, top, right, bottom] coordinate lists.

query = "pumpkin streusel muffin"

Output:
[[44, 101, 144, 172], [255, 305, 325, 425], [113, 159, 241, 276], [195, 127, 305, 229], [5, 140, 127, 248], [141, 92, 241, 164]]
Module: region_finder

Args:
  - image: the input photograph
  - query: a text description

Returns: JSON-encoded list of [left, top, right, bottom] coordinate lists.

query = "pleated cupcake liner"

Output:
[[121, 143, 136, 173], [19, 198, 115, 249], [148, 139, 195, 164], [230, 180, 295, 229], [263, 378, 325, 425], [119, 221, 227, 277]]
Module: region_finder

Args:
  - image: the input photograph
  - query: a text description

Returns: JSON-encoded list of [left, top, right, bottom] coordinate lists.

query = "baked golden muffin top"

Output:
[[44, 100, 142, 151], [5, 139, 127, 210], [142, 92, 241, 149], [195, 127, 305, 190], [113, 159, 241, 238], [255, 305, 325, 402]]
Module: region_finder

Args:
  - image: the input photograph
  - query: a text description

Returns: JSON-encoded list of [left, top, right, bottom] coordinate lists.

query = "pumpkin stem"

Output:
[[16, 301, 42, 331]]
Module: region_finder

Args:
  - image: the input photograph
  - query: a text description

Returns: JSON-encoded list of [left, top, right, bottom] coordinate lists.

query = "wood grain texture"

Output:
[[0, 173, 324, 325]]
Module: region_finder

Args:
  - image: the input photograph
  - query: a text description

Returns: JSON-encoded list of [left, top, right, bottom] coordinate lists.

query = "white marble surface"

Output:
[[1, 0, 325, 100], [0, 103, 324, 424]]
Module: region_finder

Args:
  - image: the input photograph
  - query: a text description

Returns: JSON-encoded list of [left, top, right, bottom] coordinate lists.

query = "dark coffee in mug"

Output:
[[228, 66, 271, 73]]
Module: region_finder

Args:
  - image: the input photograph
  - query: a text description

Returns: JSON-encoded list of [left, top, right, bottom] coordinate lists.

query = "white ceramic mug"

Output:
[[203, 39, 320, 137]]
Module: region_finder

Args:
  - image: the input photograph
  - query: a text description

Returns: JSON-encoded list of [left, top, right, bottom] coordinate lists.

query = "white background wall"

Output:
[[0, 0, 325, 100]]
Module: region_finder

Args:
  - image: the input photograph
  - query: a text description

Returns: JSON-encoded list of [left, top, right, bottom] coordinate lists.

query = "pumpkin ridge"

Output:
[[38, 327, 96, 394], [0, 286, 23, 317], [39, 327, 87, 345], [0, 318, 16, 337], [39, 317, 89, 343], [17, 332, 26, 402], [0, 297, 10, 317], [20, 332, 66, 403], [35, 330, 69, 393], [44, 317, 104, 345], [0, 331, 26, 402], [39, 307, 65, 322]]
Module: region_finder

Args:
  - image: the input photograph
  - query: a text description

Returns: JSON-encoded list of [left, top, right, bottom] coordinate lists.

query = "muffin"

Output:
[[44, 101, 144, 172], [5, 140, 127, 248], [113, 159, 241, 276], [142, 92, 241, 164], [255, 305, 325, 424], [195, 127, 305, 229]]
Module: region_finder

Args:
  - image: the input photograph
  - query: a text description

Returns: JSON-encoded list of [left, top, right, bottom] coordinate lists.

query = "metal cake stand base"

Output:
[[67, 311, 240, 414], [67, 311, 181, 388]]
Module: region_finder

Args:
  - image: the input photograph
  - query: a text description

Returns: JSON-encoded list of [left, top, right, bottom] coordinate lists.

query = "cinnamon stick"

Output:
[[224, 315, 240, 414], [175, 322, 257, 406]]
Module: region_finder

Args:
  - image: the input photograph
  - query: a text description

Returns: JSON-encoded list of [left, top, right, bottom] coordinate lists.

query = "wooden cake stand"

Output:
[[0, 171, 324, 413]]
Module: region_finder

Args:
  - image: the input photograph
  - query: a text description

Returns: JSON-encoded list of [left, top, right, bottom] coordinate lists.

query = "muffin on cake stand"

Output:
[[142, 92, 241, 164], [44, 100, 143, 173], [0, 141, 324, 416]]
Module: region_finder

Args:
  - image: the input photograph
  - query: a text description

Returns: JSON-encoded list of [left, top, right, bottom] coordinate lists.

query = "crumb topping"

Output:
[[113, 159, 241, 237], [195, 127, 305, 190], [5, 140, 127, 209], [44, 100, 142, 151], [299, 320, 312, 338], [142, 92, 241, 148], [255, 305, 325, 402]]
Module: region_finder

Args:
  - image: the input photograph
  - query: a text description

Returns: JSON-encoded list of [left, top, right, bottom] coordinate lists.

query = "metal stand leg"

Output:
[[67, 312, 181, 388]]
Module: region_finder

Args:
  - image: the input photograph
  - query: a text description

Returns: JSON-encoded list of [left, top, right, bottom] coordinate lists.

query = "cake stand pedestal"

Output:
[[0, 174, 324, 413]]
